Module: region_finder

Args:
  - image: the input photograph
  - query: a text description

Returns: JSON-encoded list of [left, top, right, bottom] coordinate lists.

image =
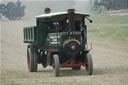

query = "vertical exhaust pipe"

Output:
[[68, 9, 75, 33]]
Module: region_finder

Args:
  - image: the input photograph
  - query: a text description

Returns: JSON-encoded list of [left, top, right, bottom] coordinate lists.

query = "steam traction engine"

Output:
[[23, 9, 93, 76]]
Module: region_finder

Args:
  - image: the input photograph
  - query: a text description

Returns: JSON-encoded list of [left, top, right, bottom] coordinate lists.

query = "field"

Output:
[[1, 1, 128, 85], [88, 16, 128, 41]]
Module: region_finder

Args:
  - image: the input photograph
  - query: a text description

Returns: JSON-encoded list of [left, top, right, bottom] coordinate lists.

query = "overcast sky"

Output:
[[1, 0, 90, 2]]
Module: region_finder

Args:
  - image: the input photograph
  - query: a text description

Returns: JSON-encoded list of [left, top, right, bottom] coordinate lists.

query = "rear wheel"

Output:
[[27, 47, 37, 72], [53, 55, 60, 77], [8, 8, 17, 20], [85, 53, 93, 75]]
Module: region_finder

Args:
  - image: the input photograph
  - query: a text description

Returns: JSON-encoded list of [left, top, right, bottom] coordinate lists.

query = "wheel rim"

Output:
[[52, 55, 60, 77], [27, 49, 30, 70]]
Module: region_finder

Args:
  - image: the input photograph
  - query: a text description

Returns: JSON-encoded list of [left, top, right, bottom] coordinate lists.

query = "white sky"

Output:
[[1, 0, 90, 1]]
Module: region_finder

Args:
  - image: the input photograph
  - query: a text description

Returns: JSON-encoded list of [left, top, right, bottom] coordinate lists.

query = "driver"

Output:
[[79, 22, 85, 47], [44, 7, 51, 14], [16, 0, 21, 7]]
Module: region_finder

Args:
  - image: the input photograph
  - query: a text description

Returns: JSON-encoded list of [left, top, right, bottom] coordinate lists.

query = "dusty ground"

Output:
[[1, 1, 128, 85]]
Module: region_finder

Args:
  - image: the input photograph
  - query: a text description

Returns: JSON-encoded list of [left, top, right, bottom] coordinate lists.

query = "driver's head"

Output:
[[44, 7, 51, 14]]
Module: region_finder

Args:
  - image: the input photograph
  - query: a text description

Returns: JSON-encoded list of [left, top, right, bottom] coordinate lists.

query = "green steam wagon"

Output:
[[23, 9, 93, 77]]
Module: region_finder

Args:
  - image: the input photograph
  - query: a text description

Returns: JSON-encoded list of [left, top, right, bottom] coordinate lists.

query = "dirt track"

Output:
[[1, 1, 128, 85]]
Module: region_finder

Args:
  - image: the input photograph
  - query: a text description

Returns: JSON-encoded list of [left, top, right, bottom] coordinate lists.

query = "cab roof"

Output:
[[36, 11, 89, 19]]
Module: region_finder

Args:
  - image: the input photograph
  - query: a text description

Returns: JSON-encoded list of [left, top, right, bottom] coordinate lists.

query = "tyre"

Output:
[[53, 55, 60, 77], [27, 47, 37, 72], [8, 7, 19, 20], [85, 53, 93, 75], [72, 66, 81, 70]]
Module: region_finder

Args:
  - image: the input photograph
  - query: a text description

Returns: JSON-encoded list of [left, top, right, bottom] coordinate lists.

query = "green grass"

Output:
[[90, 16, 128, 24], [88, 16, 128, 41]]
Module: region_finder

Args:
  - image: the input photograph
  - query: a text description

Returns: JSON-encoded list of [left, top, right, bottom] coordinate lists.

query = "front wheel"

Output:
[[27, 47, 38, 72], [85, 53, 93, 75], [53, 55, 60, 77]]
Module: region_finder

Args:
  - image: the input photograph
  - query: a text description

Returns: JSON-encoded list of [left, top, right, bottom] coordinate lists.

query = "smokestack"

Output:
[[67, 9, 75, 32]]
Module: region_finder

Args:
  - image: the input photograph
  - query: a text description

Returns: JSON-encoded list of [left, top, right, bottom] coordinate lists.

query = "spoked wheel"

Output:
[[8, 8, 17, 20], [27, 47, 37, 72], [85, 53, 93, 75], [53, 55, 60, 77]]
